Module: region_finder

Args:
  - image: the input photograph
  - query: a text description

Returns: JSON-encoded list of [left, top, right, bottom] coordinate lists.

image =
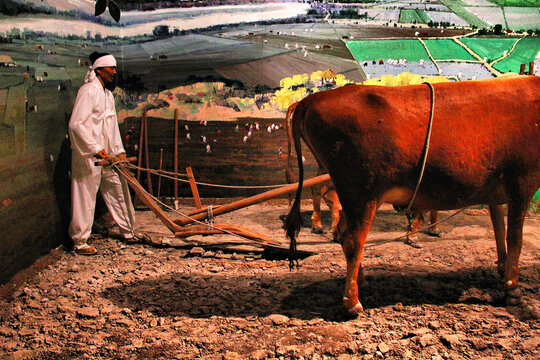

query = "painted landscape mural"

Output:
[[0, 0, 539, 286]]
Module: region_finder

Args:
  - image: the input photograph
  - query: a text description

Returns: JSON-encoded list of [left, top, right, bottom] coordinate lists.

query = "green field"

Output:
[[460, 38, 519, 61], [491, 37, 540, 73], [489, 0, 540, 6], [438, 0, 490, 28], [346, 40, 429, 62], [399, 9, 431, 24], [424, 39, 477, 60]]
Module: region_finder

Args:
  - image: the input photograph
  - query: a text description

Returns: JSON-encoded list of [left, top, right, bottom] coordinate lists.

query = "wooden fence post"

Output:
[[144, 110, 153, 195], [174, 109, 179, 209]]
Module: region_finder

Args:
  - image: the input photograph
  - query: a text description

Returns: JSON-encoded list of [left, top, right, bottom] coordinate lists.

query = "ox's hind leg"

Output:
[[311, 167, 327, 234], [311, 183, 324, 234], [405, 210, 425, 248], [321, 185, 340, 242], [488, 204, 506, 277], [504, 197, 530, 304], [340, 200, 378, 315], [426, 211, 441, 237]]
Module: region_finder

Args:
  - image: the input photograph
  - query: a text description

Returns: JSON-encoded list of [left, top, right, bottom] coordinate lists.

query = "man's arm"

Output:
[[68, 87, 104, 157]]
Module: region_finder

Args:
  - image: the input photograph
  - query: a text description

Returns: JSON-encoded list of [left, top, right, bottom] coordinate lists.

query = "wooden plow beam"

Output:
[[174, 173, 331, 226], [96, 158, 330, 251]]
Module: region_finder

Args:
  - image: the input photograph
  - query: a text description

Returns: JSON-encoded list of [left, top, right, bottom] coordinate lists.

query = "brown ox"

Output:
[[285, 102, 440, 245], [285, 76, 540, 314]]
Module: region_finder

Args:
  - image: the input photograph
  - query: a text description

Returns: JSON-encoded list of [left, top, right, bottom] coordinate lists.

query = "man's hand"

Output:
[[113, 152, 132, 174], [95, 149, 109, 159]]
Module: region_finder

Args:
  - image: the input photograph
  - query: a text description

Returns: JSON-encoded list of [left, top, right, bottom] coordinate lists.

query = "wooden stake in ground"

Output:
[[157, 148, 163, 198], [144, 111, 153, 195], [174, 109, 179, 209], [136, 111, 144, 183]]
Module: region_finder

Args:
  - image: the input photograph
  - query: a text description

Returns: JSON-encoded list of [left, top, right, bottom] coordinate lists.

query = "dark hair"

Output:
[[89, 52, 111, 65]]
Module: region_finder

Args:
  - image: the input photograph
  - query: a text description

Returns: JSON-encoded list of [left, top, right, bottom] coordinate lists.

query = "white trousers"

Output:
[[69, 155, 135, 247]]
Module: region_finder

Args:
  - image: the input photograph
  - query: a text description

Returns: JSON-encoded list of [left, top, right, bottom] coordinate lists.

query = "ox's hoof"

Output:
[[343, 296, 364, 315], [405, 238, 422, 248], [426, 229, 442, 238], [311, 226, 324, 234]]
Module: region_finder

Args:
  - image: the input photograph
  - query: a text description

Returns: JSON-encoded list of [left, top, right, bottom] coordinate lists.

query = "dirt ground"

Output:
[[1, 200, 539, 359]]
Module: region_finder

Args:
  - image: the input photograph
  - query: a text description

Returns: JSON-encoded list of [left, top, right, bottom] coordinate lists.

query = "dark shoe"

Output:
[[75, 245, 97, 256]]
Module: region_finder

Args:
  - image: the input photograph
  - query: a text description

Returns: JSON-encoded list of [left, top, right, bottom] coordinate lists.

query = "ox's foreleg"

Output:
[[340, 200, 378, 315], [488, 204, 506, 277]]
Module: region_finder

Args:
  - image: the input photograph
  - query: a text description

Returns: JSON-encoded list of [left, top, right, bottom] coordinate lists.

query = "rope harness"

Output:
[[402, 82, 435, 230]]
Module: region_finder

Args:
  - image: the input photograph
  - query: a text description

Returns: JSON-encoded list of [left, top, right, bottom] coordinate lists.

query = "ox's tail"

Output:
[[285, 101, 305, 268], [285, 102, 299, 204]]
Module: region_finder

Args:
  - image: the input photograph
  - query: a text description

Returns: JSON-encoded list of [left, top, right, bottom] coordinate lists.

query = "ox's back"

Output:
[[295, 76, 540, 210]]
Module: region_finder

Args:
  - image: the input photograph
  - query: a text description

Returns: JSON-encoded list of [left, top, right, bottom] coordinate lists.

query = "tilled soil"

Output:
[[1, 202, 539, 359]]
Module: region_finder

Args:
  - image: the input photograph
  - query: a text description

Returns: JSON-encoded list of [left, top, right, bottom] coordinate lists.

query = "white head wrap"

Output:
[[84, 54, 117, 83]]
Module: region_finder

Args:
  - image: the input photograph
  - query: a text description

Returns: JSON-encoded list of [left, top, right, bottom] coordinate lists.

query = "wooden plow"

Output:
[[96, 157, 330, 253]]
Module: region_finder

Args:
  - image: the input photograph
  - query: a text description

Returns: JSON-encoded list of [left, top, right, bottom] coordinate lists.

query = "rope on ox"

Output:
[[401, 82, 435, 232]]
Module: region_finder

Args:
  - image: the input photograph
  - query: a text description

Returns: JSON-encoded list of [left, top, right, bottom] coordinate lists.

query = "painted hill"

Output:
[[15, 0, 95, 14]]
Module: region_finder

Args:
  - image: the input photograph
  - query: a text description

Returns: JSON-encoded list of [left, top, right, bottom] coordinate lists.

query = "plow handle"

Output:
[[94, 156, 137, 167]]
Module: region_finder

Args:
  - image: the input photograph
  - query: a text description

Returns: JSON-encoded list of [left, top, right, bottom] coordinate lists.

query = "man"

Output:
[[68, 52, 137, 255]]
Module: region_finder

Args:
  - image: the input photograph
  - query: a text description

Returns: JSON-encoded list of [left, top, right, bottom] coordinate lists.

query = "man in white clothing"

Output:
[[68, 52, 136, 255]]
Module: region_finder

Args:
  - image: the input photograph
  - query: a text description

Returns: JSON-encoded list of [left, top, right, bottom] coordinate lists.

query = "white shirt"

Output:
[[69, 77, 124, 158]]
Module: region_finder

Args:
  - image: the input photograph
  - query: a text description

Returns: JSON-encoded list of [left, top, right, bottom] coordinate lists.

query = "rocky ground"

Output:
[[1, 201, 539, 360]]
